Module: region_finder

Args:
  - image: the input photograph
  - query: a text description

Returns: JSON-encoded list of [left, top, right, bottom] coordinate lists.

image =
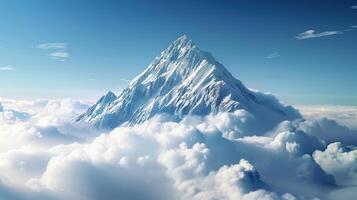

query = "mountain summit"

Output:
[[76, 35, 301, 132]]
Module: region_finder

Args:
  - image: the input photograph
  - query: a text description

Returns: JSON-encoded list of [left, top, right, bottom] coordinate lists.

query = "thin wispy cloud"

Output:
[[36, 42, 69, 61], [0, 66, 15, 71], [352, 5, 357, 9], [36, 43, 68, 50], [50, 51, 69, 61], [351, 25, 357, 28], [88, 78, 96, 81], [266, 52, 280, 59], [296, 29, 342, 40]]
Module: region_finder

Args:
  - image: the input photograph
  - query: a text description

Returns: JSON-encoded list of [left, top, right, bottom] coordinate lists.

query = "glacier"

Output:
[[76, 35, 301, 133]]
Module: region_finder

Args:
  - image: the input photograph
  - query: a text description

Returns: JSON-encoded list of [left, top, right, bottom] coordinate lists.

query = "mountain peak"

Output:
[[77, 36, 301, 130], [129, 34, 207, 87], [167, 35, 218, 66], [166, 34, 195, 53], [173, 34, 192, 45], [178, 34, 189, 40]]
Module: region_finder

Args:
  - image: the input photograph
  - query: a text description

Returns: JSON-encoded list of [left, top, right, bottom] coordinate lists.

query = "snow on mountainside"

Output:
[[76, 35, 301, 132]]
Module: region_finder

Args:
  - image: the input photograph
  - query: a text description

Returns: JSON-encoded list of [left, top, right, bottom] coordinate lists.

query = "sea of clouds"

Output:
[[0, 99, 356, 200]]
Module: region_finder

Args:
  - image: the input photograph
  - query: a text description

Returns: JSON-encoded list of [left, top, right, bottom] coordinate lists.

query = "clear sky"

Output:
[[0, 0, 356, 105]]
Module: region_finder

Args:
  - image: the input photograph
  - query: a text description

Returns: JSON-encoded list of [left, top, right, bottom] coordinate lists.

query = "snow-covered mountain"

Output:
[[76, 35, 301, 132]]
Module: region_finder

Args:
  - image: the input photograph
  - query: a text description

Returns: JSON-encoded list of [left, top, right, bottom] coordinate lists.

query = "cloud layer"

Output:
[[0, 99, 356, 200], [296, 105, 357, 129]]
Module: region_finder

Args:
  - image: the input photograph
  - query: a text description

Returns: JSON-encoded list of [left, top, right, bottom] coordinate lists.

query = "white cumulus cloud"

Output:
[[313, 142, 357, 186]]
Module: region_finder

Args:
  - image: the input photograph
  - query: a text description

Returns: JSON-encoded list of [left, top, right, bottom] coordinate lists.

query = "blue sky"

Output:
[[0, 0, 356, 105]]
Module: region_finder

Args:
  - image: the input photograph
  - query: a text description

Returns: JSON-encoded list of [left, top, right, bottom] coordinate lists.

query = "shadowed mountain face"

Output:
[[76, 35, 301, 132]]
